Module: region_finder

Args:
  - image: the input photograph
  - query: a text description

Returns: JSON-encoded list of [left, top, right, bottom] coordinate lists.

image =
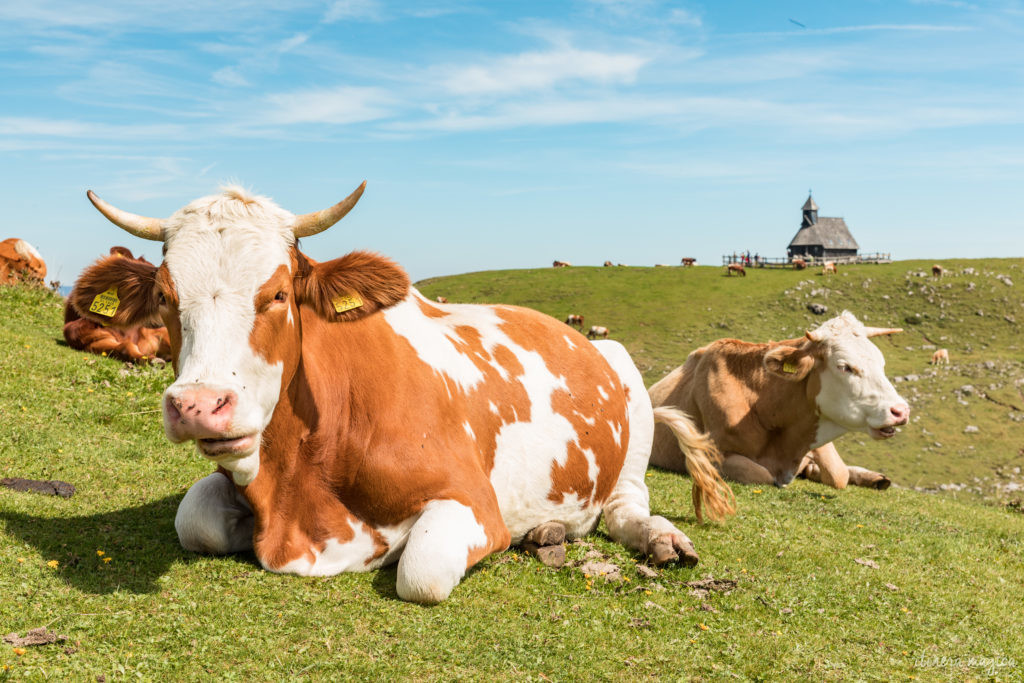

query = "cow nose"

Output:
[[889, 403, 910, 424], [165, 387, 237, 438]]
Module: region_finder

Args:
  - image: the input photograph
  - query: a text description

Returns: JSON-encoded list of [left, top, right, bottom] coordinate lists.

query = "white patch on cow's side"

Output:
[[396, 499, 488, 604], [272, 515, 416, 576], [597, 385, 609, 401], [488, 401, 499, 415], [13, 239, 42, 262], [609, 419, 623, 447], [175, 472, 254, 554], [463, 421, 476, 441], [563, 335, 576, 349]]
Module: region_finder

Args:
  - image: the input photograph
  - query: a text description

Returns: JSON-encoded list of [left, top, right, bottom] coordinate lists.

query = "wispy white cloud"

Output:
[[667, 8, 702, 27], [212, 66, 250, 87], [441, 47, 648, 95], [261, 86, 394, 125], [323, 0, 383, 23]]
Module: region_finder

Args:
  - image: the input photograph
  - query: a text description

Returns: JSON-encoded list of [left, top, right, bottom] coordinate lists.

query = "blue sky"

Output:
[[2, 0, 1022, 284]]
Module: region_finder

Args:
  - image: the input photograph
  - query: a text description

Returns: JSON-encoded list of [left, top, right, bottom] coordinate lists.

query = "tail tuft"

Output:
[[652, 407, 736, 523]]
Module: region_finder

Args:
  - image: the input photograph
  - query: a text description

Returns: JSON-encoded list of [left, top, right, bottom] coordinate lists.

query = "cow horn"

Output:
[[864, 326, 903, 337], [87, 191, 165, 241], [291, 181, 367, 238]]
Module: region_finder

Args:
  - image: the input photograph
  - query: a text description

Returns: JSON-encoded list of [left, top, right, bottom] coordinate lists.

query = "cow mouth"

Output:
[[869, 425, 898, 439], [196, 434, 257, 456]]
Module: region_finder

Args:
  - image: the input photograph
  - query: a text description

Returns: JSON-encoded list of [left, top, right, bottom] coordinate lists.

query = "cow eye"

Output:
[[274, 291, 288, 303], [839, 363, 856, 374], [157, 292, 167, 306]]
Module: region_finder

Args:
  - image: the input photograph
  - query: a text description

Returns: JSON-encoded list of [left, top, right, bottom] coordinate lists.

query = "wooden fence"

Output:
[[720, 253, 892, 269]]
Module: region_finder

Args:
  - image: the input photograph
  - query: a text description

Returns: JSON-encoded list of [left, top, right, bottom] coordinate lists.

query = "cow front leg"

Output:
[[396, 498, 510, 605], [847, 466, 891, 490], [521, 521, 566, 567], [801, 443, 850, 489], [721, 454, 775, 485], [175, 472, 253, 554]]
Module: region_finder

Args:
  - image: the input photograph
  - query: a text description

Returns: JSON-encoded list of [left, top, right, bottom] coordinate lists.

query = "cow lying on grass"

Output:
[[0, 238, 46, 285], [72, 182, 723, 604], [648, 312, 908, 492], [64, 247, 172, 363]]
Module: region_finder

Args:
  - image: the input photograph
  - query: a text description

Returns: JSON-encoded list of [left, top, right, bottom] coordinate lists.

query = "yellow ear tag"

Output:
[[88, 287, 120, 317], [782, 361, 797, 374], [331, 292, 363, 313]]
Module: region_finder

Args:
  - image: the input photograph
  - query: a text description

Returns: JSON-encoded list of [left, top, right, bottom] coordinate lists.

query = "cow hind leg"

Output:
[[521, 521, 566, 567], [175, 472, 254, 554], [593, 341, 699, 567], [396, 498, 510, 605]]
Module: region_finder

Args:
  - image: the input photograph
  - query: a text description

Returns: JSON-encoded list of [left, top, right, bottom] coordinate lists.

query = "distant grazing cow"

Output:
[[931, 348, 950, 365], [726, 263, 746, 277], [73, 182, 708, 604], [603, 261, 613, 267], [792, 258, 807, 270], [565, 314, 584, 328], [435, 296, 448, 304], [680, 258, 697, 267], [552, 260, 571, 268], [0, 238, 46, 285], [822, 261, 837, 275], [64, 247, 172, 363], [931, 264, 944, 278], [587, 325, 609, 339], [649, 312, 908, 498]]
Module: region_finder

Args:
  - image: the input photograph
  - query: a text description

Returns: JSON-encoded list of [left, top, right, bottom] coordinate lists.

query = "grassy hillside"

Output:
[[1, 276, 1022, 679], [418, 259, 1024, 502]]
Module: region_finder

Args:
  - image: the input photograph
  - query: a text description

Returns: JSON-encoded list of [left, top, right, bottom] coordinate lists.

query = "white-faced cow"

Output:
[[72, 183, 713, 604], [0, 238, 46, 285], [822, 261, 837, 275], [648, 312, 909, 491]]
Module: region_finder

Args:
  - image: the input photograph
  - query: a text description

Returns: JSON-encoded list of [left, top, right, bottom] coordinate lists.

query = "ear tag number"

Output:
[[331, 292, 363, 313], [782, 362, 797, 374], [89, 287, 120, 317]]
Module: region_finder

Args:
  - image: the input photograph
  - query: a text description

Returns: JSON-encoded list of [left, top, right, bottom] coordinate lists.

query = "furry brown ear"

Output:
[[764, 343, 816, 381], [295, 250, 410, 322], [69, 254, 161, 329]]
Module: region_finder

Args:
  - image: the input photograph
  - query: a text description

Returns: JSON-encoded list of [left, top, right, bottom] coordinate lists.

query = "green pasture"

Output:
[[1, 262, 1022, 680]]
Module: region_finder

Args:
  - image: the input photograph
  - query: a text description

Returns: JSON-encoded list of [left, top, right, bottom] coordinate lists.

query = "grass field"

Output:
[[1, 264, 1023, 680]]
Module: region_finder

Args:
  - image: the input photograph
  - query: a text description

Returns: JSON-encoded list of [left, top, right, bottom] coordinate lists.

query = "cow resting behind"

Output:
[[649, 312, 909, 493], [0, 238, 46, 285], [72, 182, 714, 603]]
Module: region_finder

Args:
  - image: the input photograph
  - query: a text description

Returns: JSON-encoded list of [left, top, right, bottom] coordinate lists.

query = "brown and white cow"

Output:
[[791, 258, 807, 270], [0, 238, 46, 285], [552, 260, 571, 268], [64, 247, 172, 363], [931, 264, 944, 278], [648, 312, 909, 491], [680, 258, 697, 267], [565, 314, 584, 328], [72, 183, 712, 604], [587, 325, 609, 339], [931, 348, 949, 365], [726, 263, 745, 277], [822, 261, 837, 275]]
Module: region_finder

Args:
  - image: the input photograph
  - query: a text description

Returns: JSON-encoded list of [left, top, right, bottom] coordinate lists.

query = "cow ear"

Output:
[[69, 254, 161, 329], [295, 250, 410, 322], [764, 344, 816, 381]]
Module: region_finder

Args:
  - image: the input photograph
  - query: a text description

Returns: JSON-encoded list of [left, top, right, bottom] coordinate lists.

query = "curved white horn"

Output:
[[87, 190, 165, 241], [864, 326, 903, 337], [291, 181, 366, 238]]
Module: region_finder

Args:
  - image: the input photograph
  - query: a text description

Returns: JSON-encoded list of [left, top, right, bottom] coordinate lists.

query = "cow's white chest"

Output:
[[270, 517, 415, 576]]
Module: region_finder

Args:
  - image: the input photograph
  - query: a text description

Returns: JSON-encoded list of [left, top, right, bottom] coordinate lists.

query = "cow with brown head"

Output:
[[72, 183, 710, 603]]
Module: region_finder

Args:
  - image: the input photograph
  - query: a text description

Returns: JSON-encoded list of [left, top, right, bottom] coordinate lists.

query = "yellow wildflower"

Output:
[[47, 560, 59, 568], [17, 557, 25, 563], [13, 647, 26, 656], [101, 351, 107, 356], [97, 550, 105, 556], [752, 489, 763, 494], [103, 557, 112, 564], [699, 623, 709, 631]]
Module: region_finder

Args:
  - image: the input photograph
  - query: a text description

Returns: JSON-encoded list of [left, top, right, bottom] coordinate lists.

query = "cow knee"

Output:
[[395, 500, 498, 604], [175, 473, 253, 554], [721, 455, 775, 485]]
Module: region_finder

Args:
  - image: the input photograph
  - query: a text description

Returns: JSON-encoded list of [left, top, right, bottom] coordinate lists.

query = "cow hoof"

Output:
[[523, 521, 566, 547], [871, 476, 892, 490], [522, 542, 566, 568], [649, 534, 699, 568]]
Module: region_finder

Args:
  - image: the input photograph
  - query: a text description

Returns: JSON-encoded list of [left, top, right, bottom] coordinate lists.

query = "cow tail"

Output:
[[652, 407, 736, 524]]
